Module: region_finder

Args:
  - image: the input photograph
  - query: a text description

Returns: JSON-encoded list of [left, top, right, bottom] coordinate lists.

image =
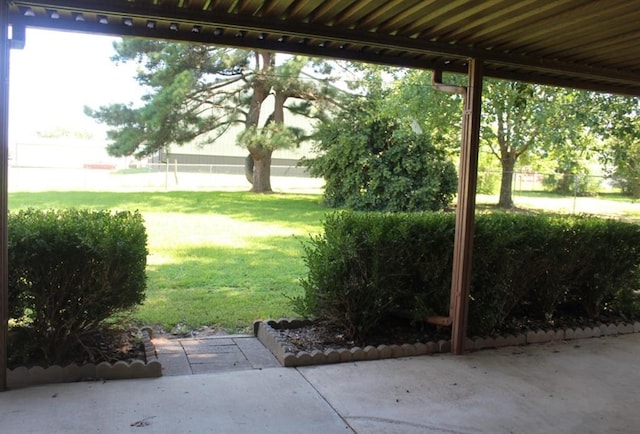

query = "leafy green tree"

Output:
[[305, 93, 458, 212], [384, 69, 463, 154], [381, 70, 603, 207], [479, 80, 601, 207], [86, 40, 336, 192], [592, 94, 640, 197], [605, 138, 640, 197]]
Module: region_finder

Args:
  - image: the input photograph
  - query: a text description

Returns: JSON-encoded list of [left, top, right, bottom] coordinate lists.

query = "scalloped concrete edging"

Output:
[[254, 318, 640, 367], [6, 328, 161, 389]]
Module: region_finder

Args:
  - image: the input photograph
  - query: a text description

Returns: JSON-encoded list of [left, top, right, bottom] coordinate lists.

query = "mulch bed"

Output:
[[7, 326, 146, 370], [274, 317, 450, 354], [273, 314, 633, 355]]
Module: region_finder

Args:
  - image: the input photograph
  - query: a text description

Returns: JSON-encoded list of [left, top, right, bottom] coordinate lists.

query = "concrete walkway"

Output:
[[151, 334, 281, 376], [1, 333, 639, 433]]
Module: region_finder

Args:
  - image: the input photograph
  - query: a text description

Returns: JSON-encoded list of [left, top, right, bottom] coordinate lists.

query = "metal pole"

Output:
[[573, 173, 578, 214], [450, 59, 483, 355], [0, 0, 11, 391], [173, 158, 178, 185], [165, 159, 168, 190]]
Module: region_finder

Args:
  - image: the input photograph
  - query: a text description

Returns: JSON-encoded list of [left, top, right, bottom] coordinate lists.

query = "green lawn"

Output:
[[477, 191, 640, 221], [9, 191, 327, 333], [10, 188, 640, 334]]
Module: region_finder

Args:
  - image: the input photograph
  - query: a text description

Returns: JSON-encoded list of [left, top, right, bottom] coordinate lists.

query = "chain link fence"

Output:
[[477, 170, 640, 218], [8, 163, 640, 218], [8, 161, 324, 193]]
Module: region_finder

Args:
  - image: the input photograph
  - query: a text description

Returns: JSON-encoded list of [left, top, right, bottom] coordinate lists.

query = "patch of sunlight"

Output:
[[146, 253, 175, 266], [142, 212, 305, 250], [217, 286, 246, 298], [140, 296, 168, 308]]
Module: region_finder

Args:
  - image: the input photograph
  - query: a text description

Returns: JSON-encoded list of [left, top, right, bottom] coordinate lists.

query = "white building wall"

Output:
[[169, 95, 319, 161]]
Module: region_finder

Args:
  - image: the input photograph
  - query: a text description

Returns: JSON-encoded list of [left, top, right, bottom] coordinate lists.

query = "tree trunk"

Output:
[[243, 51, 273, 192], [498, 155, 516, 208], [273, 91, 285, 124], [244, 155, 254, 184], [249, 149, 272, 193], [247, 51, 270, 128]]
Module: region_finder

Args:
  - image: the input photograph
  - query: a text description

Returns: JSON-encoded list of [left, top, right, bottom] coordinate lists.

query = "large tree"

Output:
[[332, 66, 635, 206], [384, 69, 463, 154], [479, 81, 596, 208], [385, 72, 598, 208], [591, 94, 640, 197], [86, 40, 336, 192]]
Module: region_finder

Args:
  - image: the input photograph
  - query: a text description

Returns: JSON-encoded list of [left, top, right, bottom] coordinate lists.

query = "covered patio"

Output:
[[0, 332, 638, 432], [2, 0, 640, 391]]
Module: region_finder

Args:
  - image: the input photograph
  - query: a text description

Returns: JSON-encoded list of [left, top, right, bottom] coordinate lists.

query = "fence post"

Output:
[[173, 159, 178, 185], [164, 160, 169, 190], [573, 173, 578, 214]]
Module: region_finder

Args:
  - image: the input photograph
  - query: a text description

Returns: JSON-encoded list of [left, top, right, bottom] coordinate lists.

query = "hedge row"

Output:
[[294, 211, 640, 342], [8, 209, 148, 365]]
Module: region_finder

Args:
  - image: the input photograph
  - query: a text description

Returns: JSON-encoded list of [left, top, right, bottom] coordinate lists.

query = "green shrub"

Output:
[[295, 212, 415, 341], [469, 214, 546, 334], [8, 209, 148, 365], [542, 172, 600, 197], [476, 171, 500, 195], [558, 218, 640, 318], [304, 98, 458, 212], [295, 211, 455, 342], [297, 211, 640, 341]]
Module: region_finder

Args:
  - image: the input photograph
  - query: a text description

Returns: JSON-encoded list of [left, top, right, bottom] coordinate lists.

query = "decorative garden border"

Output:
[[255, 318, 640, 367], [6, 328, 161, 389]]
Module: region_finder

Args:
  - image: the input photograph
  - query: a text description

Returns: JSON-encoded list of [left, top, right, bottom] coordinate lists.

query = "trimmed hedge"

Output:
[[295, 211, 640, 342], [8, 209, 148, 365]]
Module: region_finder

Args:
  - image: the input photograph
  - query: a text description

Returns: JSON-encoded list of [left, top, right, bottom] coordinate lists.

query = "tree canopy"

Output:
[[86, 39, 337, 192], [592, 94, 640, 197], [87, 43, 640, 199], [305, 81, 458, 212], [372, 68, 639, 206]]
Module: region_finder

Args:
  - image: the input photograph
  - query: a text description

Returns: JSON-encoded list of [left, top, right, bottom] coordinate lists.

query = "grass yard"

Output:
[[9, 187, 640, 335], [9, 191, 327, 334], [477, 191, 640, 221]]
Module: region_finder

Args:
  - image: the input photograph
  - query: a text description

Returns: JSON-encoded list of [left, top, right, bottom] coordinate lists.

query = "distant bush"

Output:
[[610, 174, 640, 198], [8, 209, 148, 365], [542, 172, 600, 197], [295, 211, 640, 342], [476, 171, 500, 195], [304, 98, 458, 212]]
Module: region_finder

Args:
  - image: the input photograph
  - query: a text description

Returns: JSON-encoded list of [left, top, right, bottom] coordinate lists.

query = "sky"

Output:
[[8, 28, 144, 142]]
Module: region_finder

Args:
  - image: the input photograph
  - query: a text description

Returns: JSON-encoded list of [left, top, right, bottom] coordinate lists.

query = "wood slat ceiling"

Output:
[[8, 0, 640, 96]]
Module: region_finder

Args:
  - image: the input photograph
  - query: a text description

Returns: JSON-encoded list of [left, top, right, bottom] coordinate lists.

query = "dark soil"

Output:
[[7, 326, 146, 370], [274, 313, 633, 355], [275, 317, 451, 354]]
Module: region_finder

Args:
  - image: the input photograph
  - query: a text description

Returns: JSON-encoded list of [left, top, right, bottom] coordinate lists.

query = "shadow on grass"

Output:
[[9, 190, 329, 228]]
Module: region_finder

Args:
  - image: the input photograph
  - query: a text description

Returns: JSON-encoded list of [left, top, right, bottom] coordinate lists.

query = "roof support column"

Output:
[[450, 58, 483, 355], [0, 0, 9, 391]]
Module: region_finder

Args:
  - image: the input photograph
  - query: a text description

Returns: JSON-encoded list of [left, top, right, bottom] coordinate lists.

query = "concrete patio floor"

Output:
[[1, 333, 638, 433]]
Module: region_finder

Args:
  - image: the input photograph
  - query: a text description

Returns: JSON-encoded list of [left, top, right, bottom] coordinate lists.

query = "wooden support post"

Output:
[[0, 0, 10, 391], [450, 59, 483, 355]]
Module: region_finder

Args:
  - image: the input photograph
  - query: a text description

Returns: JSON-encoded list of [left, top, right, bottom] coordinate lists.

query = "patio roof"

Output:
[[2, 1, 640, 390], [7, 0, 640, 96]]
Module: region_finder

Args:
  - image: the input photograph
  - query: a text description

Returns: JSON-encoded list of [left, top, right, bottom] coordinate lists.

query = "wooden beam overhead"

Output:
[[6, 0, 640, 95]]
